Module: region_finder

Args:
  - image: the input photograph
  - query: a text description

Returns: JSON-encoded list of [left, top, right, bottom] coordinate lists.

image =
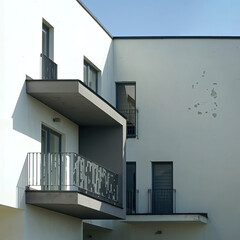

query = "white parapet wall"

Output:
[[108, 38, 240, 240]]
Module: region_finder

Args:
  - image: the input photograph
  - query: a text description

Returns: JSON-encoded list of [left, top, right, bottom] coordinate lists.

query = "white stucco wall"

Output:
[[0, 0, 114, 239], [0, 205, 24, 240], [0, 0, 113, 209], [25, 206, 83, 240], [110, 38, 240, 240]]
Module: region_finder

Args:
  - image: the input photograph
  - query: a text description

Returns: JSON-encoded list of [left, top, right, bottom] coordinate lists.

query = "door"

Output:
[[152, 162, 173, 214], [41, 125, 61, 189], [126, 162, 136, 214]]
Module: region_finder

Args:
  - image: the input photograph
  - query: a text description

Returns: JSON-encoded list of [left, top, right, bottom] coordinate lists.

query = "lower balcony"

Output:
[[26, 152, 124, 219], [125, 189, 207, 223], [127, 189, 176, 215]]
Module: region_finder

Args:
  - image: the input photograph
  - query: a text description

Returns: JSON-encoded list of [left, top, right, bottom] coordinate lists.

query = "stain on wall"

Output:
[[188, 70, 218, 118]]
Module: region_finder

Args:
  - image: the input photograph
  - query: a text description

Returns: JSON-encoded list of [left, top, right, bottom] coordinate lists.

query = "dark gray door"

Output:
[[152, 162, 173, 214], [126, 162, 136, 214]]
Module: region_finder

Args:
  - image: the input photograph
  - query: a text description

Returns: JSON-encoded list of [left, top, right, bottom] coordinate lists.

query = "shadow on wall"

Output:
[[12, 82, 41, 142], [101, 41, 115, 106], [12, 82, 41, 209], [17, 155, 28, 209]]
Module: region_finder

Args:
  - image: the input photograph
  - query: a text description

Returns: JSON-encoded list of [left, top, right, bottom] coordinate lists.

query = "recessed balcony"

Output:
[[26, 152, 124, 219], [25, 79, 126, 219]]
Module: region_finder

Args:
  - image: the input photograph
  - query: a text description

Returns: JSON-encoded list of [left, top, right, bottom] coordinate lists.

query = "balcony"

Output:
[[25, 80, 126, 219], [41, 54, 57, 79], [125, 189, 207, 223], [127, 189, 176, 215], [26, 152, 124, 219]]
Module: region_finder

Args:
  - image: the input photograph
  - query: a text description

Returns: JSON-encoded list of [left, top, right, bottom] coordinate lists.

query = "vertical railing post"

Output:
[[136, 189, 139, 214], [148, 189, 152, 214]]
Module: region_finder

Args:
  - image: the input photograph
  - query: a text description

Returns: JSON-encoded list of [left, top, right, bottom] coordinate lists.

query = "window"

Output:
[[41, 125, 62, 190], [116, 82, 136, 138], [152, 162, 173, 214], [126, 162, 136, 214], [42, 21, 57, 79], [84, 60, 98, 92], [41, 125, 61, 153], [42, 23, 50, 57]]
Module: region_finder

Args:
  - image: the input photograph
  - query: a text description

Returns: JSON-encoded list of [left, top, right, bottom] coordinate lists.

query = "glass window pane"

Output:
[[89, 68, 97, 92], [49, 133, 61, 153], [41, 129, 47, 153], [116, 83, 136, 137], [84, 61, 98, 92], [42, 24, 49, 57], [84, 64, 88, 85]]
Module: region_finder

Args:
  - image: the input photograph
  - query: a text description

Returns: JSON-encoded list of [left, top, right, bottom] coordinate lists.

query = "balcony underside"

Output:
[[123, 213, 208, 223], [26, 190, 124, 219], [26, 80, 125, 126]]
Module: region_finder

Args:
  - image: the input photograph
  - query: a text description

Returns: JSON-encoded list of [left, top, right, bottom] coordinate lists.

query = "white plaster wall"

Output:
[[0, 1, 115, 239], [0, 205, 24, 240], [84, 221, 208, 240], [0, 0, 113, 209], [25, 205, 83, 240], [111, 38, 240, 240]]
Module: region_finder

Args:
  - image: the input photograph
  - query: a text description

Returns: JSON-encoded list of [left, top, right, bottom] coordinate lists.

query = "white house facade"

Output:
[[1, 1, 240, 240]]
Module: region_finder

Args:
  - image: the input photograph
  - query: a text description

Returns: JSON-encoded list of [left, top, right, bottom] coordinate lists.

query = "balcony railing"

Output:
[[118, 109, 136, 137], [151, 189, 176, 214], [27, 152, 120, 206], [127, 189, 176, 215], [41, 53, 57, 79]]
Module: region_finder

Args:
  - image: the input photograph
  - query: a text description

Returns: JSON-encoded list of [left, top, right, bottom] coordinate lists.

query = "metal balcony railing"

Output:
[[150, 189, 176, 214], [27, 152, 120, 206], [41, 53, 57, 79], [118, 109, 136, 137], [127, 189, 176, 215]]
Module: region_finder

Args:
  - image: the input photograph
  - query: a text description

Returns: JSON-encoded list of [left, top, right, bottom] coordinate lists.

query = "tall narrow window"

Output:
[[126, 162, 136, 214], [41, 21, 57, 79], [41, 125, 61, 153], [152, 162, 173, 214], [41, 125, 61, 190], [116, 82, 136, 138], [84, 60, 98, 92], [42, 23, 50, 57]]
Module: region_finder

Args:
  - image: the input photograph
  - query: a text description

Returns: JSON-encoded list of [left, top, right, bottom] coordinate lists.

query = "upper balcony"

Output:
[[26, 79, 125, 127], [25, 79, 126, 219]]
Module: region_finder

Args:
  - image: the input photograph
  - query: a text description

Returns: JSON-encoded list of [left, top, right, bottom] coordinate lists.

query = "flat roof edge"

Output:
[[113, 36, 240, 40]]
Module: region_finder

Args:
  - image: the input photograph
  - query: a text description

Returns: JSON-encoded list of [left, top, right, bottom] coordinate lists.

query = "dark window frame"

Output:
[[84, 60, 99, 93], [116, 82, 136, 138], [41, 125, 62, 153]]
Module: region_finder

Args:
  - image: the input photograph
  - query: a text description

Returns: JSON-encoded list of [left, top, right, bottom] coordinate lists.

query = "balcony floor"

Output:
[[26, 190, 124, 219], [123, 213, 208, 223]]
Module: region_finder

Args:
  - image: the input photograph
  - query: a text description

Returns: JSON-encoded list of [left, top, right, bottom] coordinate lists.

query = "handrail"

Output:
[[27, 152, 120, 207]]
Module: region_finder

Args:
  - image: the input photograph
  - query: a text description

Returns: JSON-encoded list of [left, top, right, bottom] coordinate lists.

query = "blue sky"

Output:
[[80, 0, 240, 36]]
